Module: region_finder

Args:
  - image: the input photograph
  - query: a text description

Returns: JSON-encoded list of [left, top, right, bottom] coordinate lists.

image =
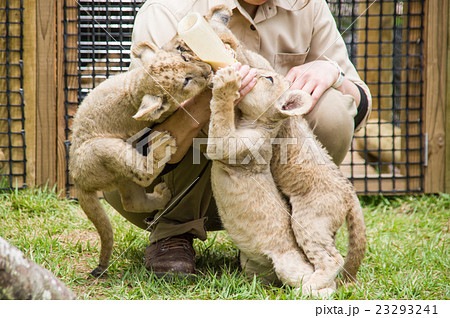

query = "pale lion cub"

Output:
[[70, 41, 211, 276], [207, 5, 366, 292], [271, 118, 367, 291], [208, 66, 337, 294]]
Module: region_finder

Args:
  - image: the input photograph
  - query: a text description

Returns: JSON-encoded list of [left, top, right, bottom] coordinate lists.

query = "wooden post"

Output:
[[23, 0, 37, 187], [23, 0, 77, 193], [424, 0, 449, 193], [56, 1, 66, 194], [23, 0, 62, 189], [447, 1, 450, 194], [35, 0, 57, 186]]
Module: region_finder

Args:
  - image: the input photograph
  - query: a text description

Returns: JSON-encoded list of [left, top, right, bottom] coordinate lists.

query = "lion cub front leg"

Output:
[[119, 131, 176, 212], [208, 67, 248, 161], [129, 131, 177, 187], [209, 67, 241, 138]]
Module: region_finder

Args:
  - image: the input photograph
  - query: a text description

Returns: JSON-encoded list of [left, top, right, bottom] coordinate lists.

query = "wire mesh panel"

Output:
[[0, 0, 26, 190], [331, 0, 425, 193], [63, 0, 425, 195]]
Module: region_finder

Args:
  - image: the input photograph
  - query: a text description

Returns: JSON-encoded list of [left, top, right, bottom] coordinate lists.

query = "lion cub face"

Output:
[[131, 41, 212, 122], [239, 70, 312, 126]]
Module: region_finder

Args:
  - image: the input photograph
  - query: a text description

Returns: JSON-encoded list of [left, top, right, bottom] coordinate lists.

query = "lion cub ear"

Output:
[[131, 41, 159, 66], [133, 94, 164, 121], [277, 90, 313, 118]]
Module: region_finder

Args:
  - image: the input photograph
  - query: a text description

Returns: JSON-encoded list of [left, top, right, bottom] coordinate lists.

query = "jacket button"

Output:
[[250, 24, 256, 31]]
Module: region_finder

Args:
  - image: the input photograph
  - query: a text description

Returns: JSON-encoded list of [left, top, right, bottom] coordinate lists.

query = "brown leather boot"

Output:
[[144, 234, 196, 279]]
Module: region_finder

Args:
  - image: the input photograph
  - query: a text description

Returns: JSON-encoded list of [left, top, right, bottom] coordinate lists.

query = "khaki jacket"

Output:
[[132, 0, 372, 125]]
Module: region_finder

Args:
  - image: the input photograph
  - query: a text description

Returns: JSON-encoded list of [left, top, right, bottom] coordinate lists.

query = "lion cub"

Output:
[[206, 5, 366, 292], [271, 118, 367, 291], [208, 66, 336, 295], [70, 41, 211, 277]]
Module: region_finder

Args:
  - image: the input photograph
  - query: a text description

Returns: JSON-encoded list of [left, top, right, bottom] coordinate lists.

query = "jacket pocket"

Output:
[[274, 48, 310, 75]]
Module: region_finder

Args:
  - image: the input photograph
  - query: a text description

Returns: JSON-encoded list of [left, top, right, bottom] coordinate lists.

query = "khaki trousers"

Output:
[[103, 88, 357, 243]]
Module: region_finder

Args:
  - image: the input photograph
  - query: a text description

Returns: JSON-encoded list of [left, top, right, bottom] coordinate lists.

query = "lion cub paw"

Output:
[[212, 66, 242, 100], [153, 182, 172, 205], [148, 131, 177, 163]]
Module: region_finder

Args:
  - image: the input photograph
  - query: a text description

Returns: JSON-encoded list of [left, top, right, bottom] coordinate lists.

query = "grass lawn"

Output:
[[0, 186, 448, 300]]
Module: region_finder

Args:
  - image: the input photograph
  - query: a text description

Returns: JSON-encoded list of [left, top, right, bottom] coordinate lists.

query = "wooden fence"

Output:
[[0, 0, 449, 195]]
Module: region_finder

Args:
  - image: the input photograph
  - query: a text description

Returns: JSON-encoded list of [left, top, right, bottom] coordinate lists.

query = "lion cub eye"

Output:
[[181, 54, 189, 62], [263, 76, 274, 83], [176, 45, 187, 52], [183, 77, 192, 87]]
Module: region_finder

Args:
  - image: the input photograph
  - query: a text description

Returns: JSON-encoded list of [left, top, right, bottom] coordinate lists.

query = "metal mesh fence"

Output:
[[332, 0, 425, 193], [0, 0, 26, 190], [63, 0, 425, 195]]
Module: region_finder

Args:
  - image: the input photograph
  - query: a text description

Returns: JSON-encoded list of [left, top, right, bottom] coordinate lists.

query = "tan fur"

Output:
[[354, 119, 401, 174], [207, 6, 366, 294], [208, 66, 337, 296], [271, 119, 367, 290], [69, 41, 211, 276]]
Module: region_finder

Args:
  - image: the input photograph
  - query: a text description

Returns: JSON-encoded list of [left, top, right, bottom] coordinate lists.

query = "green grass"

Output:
[[0, 186, 448, 300]]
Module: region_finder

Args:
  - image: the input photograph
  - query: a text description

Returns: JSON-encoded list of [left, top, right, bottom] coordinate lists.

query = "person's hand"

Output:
[[285, 60, 339, 110], [230, 63, 258, 105]]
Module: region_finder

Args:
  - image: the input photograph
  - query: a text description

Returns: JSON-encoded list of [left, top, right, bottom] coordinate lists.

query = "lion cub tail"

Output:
[[343, 198, 367, 282], [77, 188, 114, 277]]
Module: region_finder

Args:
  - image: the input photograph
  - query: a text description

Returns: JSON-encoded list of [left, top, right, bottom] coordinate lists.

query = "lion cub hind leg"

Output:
[[290, 201, 345, 291], [298, 282, 336, 299], [88, 132, 175, 188], [240, 251, 280, 285], [117, 181, 171, 212], [269, 249, 314, 288]]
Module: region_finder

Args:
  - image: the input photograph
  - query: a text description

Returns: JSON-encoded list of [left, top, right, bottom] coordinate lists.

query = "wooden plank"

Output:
[[23, 0, 37, 187], [56, 0, 66, 194], [424, 0, 449, 193], [36, 0, 57, 186], [446, 1, 450, 194]]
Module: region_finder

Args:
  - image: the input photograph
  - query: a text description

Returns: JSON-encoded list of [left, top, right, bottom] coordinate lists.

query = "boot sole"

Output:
[[151, 271, 197, 282]]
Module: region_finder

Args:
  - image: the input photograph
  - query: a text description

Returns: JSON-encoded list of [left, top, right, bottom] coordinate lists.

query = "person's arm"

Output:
[[152, 91, 211, 163]]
